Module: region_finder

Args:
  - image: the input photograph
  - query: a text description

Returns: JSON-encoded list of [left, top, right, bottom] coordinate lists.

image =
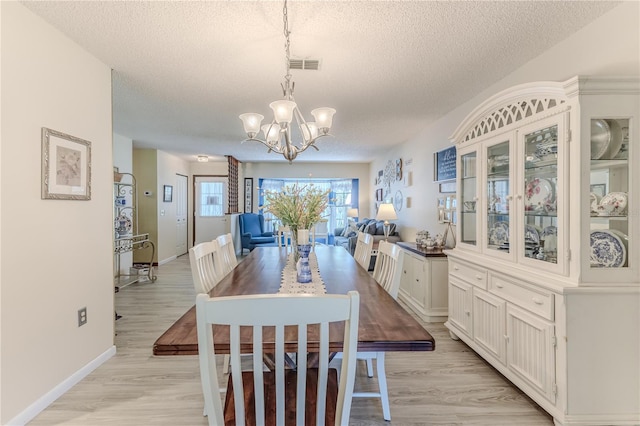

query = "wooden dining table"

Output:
[[153, 245, 435, 356]]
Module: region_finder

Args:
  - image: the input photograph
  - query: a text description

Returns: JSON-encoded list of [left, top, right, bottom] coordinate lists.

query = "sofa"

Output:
[[334, 218, 400, 255], [238, 213, 276, 253]]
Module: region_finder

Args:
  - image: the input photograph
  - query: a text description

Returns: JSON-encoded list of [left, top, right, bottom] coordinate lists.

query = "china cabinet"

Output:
[[446, 76, 639, 425], [114, 171, 156, 286], [397, 242, 448, 322]]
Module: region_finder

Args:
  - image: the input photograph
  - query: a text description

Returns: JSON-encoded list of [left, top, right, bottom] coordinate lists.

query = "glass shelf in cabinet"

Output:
[[525, 162, 558, 175], [525, 210, 557, 218], [590, 214, 628, 220], [487, 172, 509, 180], [590, 159, 627, 171]]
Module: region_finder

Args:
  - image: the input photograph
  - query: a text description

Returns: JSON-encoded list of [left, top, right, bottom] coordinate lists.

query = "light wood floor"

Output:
[[30, 254, 554, 425]]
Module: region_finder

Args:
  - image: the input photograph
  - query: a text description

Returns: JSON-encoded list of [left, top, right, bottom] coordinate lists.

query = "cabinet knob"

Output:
[[475, 274, 483, 280], [496, 283, 504, 289], [504, 334, 510, 342], [453, 266, 460, 271], [465, 310, 471, 316], [532, 297, 544, 305], [516, 194, 523, 200], [506, 195, 513, 201]]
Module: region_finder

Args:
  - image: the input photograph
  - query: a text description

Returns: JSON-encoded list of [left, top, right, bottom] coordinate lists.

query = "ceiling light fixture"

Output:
[[197, 155, 209, 162], [239, 0, 335, 163]]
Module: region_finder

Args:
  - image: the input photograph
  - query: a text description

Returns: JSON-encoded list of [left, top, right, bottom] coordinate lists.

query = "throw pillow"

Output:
[[364, 221, 377, 235], [375, 222, 385, 235]]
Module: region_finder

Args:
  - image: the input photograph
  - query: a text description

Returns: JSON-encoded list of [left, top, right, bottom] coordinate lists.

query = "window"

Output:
[[258, 178, 359, 236], [198, 181, 226, 217]]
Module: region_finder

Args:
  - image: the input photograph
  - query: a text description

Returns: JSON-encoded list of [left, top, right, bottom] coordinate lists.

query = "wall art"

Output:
[[41, 127, 91, 200]]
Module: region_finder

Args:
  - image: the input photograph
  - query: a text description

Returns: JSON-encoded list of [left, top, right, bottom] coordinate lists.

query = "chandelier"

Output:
[[239, 0, 336, 162]]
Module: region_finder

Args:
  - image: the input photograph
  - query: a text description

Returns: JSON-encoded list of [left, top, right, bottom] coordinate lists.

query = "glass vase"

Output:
[[296, 244, 312, 283]]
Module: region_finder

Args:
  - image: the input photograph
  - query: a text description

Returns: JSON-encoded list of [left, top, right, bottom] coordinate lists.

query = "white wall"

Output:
[[1, 3, 114, 424], [373, 1, 640, 244], [156, 151, 189, 264]]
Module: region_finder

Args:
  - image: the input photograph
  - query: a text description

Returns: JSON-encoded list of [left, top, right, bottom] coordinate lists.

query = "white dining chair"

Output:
[[334, 240, 404, 421], [189, 239, 236, 379], [189, 240, 225, 295], [353, 231, 374, 270], [196, 291, 360, 426], [216, 233, 238, 276]]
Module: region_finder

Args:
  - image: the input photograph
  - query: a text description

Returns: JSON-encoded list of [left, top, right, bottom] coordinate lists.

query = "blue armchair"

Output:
[[238, 213, 276, 253]]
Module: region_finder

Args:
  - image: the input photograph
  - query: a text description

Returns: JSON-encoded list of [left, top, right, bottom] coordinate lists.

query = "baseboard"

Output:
[[7, 345, 116, 426], [158, 255, 177, 266]]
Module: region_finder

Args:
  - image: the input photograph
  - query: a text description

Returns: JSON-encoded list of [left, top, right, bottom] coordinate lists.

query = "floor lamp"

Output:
[[376, 203, 397, 241]]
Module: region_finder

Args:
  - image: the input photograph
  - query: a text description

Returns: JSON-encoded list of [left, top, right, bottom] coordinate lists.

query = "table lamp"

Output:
[[376, 203, 397, 241], [347, 208, 359, 221]]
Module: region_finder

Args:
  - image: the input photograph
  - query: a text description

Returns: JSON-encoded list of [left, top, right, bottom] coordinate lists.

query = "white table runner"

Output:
[[279, 251, 327, 295]]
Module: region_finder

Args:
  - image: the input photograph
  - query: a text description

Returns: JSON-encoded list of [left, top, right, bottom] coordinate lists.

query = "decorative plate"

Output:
[[524, 224, 540, 245], [394, 190, 403, 212], [524, 178, 554, 212], [115, 214, 132, 236], [590, 119, 610, 160], [489, 221, 509, 246], [602, 119, 623, 160], [599, 192, 627, 216], [590, 230, 626, 268]]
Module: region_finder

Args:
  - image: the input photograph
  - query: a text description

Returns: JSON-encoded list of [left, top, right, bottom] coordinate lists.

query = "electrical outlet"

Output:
[[78, 307, 87, 327]]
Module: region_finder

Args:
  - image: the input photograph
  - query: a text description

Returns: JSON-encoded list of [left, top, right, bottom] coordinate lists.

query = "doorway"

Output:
[[193, 175, 229, 245]]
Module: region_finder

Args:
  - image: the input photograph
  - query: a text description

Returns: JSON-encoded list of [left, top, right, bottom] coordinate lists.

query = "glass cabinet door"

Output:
[[486, 141, 510, 254], [589, 118, 629, 270], [460, 151, 478, 246], [523, 125, 559, 265]]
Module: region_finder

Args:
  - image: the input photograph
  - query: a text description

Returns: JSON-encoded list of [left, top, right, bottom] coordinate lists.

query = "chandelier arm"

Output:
[[241, 137, 286, 154]]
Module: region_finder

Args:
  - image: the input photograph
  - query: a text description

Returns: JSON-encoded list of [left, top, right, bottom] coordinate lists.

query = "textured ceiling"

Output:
[[22, 1, 619, 163]]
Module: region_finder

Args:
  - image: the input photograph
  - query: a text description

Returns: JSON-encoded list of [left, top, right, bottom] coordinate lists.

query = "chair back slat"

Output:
[[372, 241, 404, 300], [275, 324, 285, 425], [216, 233, 238, 276], [229, 325, 246, 426], [354, 232, 374, 270], [189, 240, 224, 294], [316, 321, 330, 424], [196, 292, 360, 426]]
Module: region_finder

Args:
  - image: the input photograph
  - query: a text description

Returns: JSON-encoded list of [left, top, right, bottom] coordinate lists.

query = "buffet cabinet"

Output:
[[446, 77, 639, 425], [397, 242, 448, 322]]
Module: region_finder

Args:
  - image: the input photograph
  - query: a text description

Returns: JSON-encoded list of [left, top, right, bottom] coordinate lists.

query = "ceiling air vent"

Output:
[[289, 59, 320, 71]]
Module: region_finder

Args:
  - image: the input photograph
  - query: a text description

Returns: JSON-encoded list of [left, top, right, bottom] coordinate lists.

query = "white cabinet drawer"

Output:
[[489, 275, 554, 321], [449, 260, 487, 289]]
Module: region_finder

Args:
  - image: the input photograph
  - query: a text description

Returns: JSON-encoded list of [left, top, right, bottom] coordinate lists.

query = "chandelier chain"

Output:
[[283, 0, 292, 83]]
